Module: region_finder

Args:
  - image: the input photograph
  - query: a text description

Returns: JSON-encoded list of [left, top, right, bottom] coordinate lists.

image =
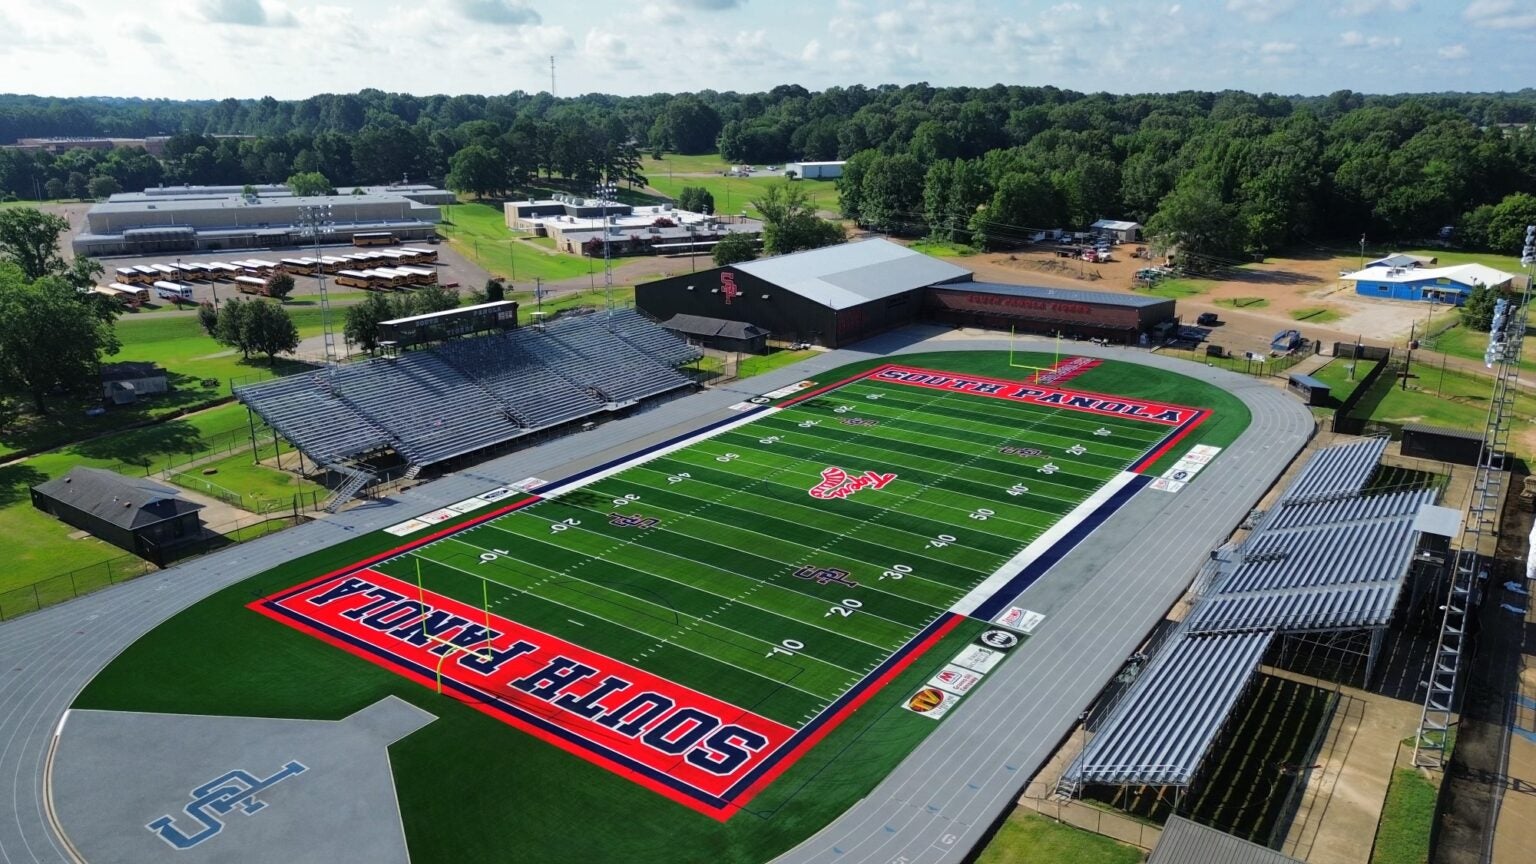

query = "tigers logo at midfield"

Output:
[[807, 466, 897, 500]]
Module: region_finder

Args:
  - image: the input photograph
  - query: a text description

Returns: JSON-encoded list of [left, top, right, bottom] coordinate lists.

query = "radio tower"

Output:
[[550, 56, 556, 97]]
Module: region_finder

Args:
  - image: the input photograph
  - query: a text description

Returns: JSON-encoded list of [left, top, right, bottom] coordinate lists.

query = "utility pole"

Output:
[[1359, 233, 1366, 270], [535, 277, 543, 320], [550, 56, 556, 97]]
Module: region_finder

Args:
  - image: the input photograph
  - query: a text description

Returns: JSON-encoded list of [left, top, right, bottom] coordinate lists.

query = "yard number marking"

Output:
[[758, 435, 783, 445], [969, 508, 995, 521], [716, 452, 740, 463], [1006, 484, 1029, 497], [1066, 444, 1087, 456], [927, 534, 956, 549], [1037, 463, 1059, 475], [1094, 427, 1112, 437], [479, 548, 511, 563], [798, 420, 820, 428], [666, 472, 690, 484], [550, 518, 580, 533], [881, 564, 914, 581], [826, 598, 864, 618], [768, 638, 805, 658], [611, 493, 640, 507]]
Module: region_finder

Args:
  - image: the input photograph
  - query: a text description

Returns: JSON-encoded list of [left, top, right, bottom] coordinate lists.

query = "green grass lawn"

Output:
[[1423, 322, 1536, 374], [73, 351, 1248, 864], [737, 348, 819, 378], [1403, 248, 1527, 274], [0, 401, 257, 592], [1214, 296, 1269, 309], [977, 811, 1144, 864], [1309, 358, 1380, 406], [1292, 306, 1342, 323], [508, 286, 637, 324], [1142, 278, 1211, 299], [1370, 768, 1436, 864], [641, 153, 734, 175], [645, 174, 841, 219], [167, 447, 326, 512], [1350, 360, 1536, 452], [438, 201, 598, 284], [911, 240, 979, 257]]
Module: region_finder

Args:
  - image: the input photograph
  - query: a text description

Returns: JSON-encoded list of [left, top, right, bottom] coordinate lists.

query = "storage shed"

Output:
[[31, 467, 204, 562]]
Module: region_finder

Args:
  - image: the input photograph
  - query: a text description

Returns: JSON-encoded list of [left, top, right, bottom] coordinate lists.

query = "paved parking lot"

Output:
[[90, 241, 494, 310]]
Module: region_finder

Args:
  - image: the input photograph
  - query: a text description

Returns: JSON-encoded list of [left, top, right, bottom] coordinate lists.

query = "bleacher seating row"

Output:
[[236, 311, 701, 468]]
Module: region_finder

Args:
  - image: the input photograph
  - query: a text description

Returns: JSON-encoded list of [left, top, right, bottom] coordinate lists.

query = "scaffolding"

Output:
[[1413, 228, 1534, 768]]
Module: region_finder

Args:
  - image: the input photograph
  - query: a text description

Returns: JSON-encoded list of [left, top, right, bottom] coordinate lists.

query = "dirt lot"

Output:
[[958, 245, 1453, 357]]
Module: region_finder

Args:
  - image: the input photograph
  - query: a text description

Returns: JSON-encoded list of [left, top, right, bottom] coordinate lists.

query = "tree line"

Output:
[[2, 86, 1535, 256]]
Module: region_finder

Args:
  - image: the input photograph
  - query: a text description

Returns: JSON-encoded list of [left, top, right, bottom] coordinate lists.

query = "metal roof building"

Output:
[[1064, 438, 1445, 792], [75, 192, 442, 257], [1147, 816, 1303, 864], [30, 467, 204, 562], [637, 239, 1179, 349]]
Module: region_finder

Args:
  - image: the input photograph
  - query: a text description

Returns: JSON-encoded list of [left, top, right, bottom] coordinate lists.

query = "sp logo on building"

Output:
[[720, 272, 740, 305]]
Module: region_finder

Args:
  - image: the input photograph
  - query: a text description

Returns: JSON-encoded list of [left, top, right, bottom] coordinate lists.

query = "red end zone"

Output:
[[253, 570, 794, 810], [252, 564, 965, 819]]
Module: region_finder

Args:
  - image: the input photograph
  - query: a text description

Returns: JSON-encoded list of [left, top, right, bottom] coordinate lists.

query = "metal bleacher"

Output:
[[525, 313, 695, 405], [236, 310, 701, 485], [434, 330, 605, 428], [607, 308, 701, 366]]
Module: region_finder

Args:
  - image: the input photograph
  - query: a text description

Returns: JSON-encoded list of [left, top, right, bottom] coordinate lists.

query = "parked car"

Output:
[[1196, 312, 1220, 326]]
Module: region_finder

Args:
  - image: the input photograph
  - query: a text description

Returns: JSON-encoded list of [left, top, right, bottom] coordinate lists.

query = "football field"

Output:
[[252, 362, 1207, 817]]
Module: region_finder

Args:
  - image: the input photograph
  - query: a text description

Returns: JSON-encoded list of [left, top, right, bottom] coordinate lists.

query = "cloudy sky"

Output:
[[2, 0, 1532, 100]]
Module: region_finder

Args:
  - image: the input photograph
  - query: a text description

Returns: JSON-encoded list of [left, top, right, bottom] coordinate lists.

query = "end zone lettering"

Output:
[[872, 365, 1196, 425], [253, 570, 794, 808]]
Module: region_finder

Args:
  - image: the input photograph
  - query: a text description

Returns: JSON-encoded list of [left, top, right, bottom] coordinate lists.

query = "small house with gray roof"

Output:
[[32, 467, 204, 562]]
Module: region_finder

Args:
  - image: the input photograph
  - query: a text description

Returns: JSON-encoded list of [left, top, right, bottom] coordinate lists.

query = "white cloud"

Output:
[[1224, 0, 1298, 23], [1332, 0, 1415, 14], [678, 0, 747, 8], [641, 2, 683, 25], [1438, 43, 1469, 58], [1168, 3, 1182, 14], [584, 29, 641, 70], [198, 0, 295, 27], [1338, 29, 1402, 48], [1260, 41, 1297, 54], [449, 0, 541, 26], [131, 23, 164, 43], [801, 38, 821, 62], [1463, 0, 1536, 30]]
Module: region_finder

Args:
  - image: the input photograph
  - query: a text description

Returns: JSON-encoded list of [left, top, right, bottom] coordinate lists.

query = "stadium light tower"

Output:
[[298, 204, 340, 382], [594, 177, 618, 317]]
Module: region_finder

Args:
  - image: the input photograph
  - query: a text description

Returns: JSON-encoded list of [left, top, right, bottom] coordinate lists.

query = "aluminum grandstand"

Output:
[[235, 309, 701, 507], [1059, 436, 1456, 793]]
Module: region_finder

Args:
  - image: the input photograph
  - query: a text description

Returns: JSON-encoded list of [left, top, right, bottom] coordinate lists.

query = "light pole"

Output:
[[594, 177, 617, 316], [298, 204, 339, 379], [1359, 233, 1366, 271]]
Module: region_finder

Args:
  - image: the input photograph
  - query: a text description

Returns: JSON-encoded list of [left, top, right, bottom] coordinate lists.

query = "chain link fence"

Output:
[[0, 512, 311, 621]]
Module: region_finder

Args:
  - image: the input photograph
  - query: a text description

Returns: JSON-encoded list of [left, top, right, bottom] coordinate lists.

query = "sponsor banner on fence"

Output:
[[418, 508, 459, 525], [994, 606, 1046, 634], [1149, 477, 1187, 494], [928, 664, 983, 696], [870, 365, 1200, 426], [447, 497, 493, 514], [1153, 444, 1223, 493], [902, 686, 961, 719], [383, 519, 431, 537], [502, 481, 541, 496], [951, 644, 1006, 675], [253, 570, 795, 803], [728, 402, 758, 412], [762, 381, 815, 400]]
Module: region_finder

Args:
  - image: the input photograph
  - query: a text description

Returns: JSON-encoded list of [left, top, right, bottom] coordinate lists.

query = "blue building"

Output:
[[1345, 263, 1515, 305]]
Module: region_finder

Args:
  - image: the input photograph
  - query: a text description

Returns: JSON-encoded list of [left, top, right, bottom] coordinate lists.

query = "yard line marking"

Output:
[[474, 519, 931, 638], [413, 552, 846, 704], [567, 619, 586, 627]]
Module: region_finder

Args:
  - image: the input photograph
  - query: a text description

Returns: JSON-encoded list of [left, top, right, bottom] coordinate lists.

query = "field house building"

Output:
[[636, 239, 1178, 350], [1342, 262, 1516, 305], [73, 186, 446, 257], [30, 467, 204, 562]]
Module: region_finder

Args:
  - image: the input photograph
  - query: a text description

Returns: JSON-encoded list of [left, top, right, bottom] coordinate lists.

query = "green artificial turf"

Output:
[[977, 811, 1145, 864], [73, 351, 1250, 864]]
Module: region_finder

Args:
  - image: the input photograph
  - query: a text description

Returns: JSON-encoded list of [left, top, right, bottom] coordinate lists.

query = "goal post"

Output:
[[415, 558, 496, 693], [1009, 327, 1063, 381]]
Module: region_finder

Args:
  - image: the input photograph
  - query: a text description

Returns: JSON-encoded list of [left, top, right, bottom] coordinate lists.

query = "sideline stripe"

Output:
[[949, 471, 1139, 617], [533, 407, 777, 498], [967, 474, 1153, 622], [1130, 408, 1211, 474]]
